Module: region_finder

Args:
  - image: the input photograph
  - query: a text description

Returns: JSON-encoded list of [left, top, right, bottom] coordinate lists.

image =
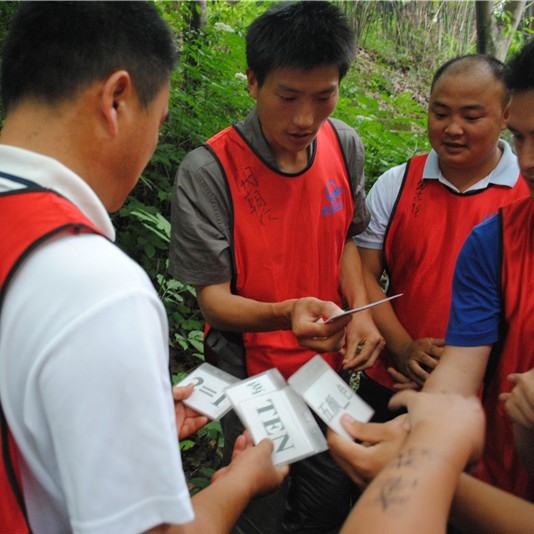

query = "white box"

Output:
[[175, 362, 240, 420], [288, 355, 374, 440]]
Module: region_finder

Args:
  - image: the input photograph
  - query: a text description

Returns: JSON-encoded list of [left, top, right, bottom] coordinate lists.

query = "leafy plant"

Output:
[[335, 58, 430, 187]]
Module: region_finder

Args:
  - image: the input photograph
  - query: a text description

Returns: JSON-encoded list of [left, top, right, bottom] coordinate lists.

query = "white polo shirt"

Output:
[[0, 145, 194, 533], [356, 139, 521, 250]]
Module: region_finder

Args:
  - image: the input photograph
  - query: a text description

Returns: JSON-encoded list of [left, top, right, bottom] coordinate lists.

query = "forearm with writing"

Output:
[[340, 422, 470, 533]]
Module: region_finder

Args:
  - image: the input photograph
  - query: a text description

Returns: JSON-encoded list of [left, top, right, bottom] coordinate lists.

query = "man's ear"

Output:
[[101, 70, 133, 136], [246, 68, 259, 100], [501, 104, 510, 132]]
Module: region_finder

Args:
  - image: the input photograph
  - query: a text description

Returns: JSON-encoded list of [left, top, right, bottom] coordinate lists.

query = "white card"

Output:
[[325, 293, 403, 323], [235, 386, 328, 465], [175, 362, 240, 420], [288, 355, 374, 440], [224, 368, 287, 419]]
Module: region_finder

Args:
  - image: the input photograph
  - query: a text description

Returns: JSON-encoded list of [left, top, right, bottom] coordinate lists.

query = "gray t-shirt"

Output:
[[170, 108, 369, 286]]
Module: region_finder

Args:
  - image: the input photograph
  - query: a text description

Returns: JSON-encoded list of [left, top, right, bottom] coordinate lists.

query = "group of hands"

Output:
[[172, 296, 534, 503], [172, 382, 487, 505]]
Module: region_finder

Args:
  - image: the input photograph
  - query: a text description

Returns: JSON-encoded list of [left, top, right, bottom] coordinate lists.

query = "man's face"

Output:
[[427, 69, 507, 177], [508, 90, 534, 198], [247, 65, 339, 168]]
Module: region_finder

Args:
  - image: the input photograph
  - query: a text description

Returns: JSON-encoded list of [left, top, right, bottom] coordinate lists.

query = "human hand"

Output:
[[394, 338, 444, 386], [172, 383, 209, 440], [389, 390, 484, 468], [387, 366, 420, 391], [291, 297, 351, 353], [327, 413, 409, 488], [338, 310, 385, 371], [211, 432, 289, 497], [499, 369, 534, 430]]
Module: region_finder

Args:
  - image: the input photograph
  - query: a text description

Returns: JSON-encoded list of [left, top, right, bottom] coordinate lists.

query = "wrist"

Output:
[[389, 338, 413, 364], [407, 422, 472, 474], [270, 299, 297, 330]]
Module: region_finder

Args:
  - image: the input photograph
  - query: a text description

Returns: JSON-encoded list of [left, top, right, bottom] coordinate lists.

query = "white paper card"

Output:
[[224, 368, 286, 419], [325, 293, 403, 323], [175, 362, 240, 420], [288, 355, 374, 440], [235, 386, 328, 465]]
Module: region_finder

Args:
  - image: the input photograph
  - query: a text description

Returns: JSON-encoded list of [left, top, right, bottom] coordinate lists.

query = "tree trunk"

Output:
[[182, 0, 208, 92], [476, 1, 492, 55], [476, 0, 527, 61], [185, 0, 207, 34], [495, 1, 526, 60]]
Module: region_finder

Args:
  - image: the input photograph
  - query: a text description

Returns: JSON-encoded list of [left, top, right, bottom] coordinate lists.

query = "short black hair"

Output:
[[246, 1, 356, 86], [1, 1, 178, 114], [506, 39, 534, 94], [430, 54, 510, 108]]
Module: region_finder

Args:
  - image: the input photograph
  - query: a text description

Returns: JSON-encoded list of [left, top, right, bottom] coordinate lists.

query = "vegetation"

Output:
[[1, 0, 533, 494]]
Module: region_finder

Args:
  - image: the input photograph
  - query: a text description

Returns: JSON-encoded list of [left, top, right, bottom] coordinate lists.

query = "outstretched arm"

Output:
[[449, 472, 534, 534], [146, 436, 289, 534], [196, 281, 351, 354], [330, 390, 484, 534], [187, 436, 288, 533]]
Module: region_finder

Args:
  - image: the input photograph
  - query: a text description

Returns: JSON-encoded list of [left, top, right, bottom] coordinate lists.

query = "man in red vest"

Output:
[[355, 54, 529, 422], [170, 2, 384, 532], [422, 42, 534, 502], [0, 3, 287, 533], [329, 40, 534, 520]]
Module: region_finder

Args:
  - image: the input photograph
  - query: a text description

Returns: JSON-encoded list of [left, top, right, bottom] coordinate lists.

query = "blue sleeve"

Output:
[[445, 215, 501, 347]]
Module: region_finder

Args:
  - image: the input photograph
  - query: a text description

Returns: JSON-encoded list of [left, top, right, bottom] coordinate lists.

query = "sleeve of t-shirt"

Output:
[[169, 146, 233, 286], [445, 214, 502, 347], [330, 118, 370, 235], [354, 163, 406, 250], [5, 234, 194, 533]]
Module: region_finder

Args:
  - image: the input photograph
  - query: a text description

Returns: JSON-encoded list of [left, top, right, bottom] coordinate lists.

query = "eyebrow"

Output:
[[277, 83, 338, 95], [430, 101, 485, 111]]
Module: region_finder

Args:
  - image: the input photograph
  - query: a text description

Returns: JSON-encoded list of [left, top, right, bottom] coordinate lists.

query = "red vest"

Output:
[[206, 121, 354, 378], [478, 198, 534, 500], [367, 154, 529, 388], [0, 186, 102, 532]]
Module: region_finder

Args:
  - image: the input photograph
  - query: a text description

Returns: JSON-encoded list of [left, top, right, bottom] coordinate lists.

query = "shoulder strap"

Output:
[[0, 182, 103, 531], [0, 405, 32, 533]]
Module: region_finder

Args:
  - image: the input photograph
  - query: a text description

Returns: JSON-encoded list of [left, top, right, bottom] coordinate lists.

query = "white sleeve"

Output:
[[354, 163, 407, 250], [1, 234, 194, 533]]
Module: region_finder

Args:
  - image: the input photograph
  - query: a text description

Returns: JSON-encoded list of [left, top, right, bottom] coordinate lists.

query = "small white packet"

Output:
[[288, 355, 374, 440], [174, 362, 240, 420], [223, 368, 287, 420], [232, 385, 328, 465]]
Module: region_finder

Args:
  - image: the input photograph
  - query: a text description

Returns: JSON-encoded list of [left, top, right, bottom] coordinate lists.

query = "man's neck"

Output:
[[439, 145, 503, 193]]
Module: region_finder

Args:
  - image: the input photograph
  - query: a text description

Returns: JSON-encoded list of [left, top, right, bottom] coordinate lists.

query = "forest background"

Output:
[[0, 0, 533, 493]]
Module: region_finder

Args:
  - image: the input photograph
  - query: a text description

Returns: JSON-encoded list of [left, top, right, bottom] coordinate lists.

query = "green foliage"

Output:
[[506, 16, 534, 59], [169, 1, 265, 151], [182, 419, 223, 495], [188, 469, 216, 491], [335, 62, 429, 186]]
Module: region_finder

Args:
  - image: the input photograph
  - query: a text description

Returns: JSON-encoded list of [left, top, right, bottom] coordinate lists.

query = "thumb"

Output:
[[507, 373, 520, 385], [388, 389, 418, 411]]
